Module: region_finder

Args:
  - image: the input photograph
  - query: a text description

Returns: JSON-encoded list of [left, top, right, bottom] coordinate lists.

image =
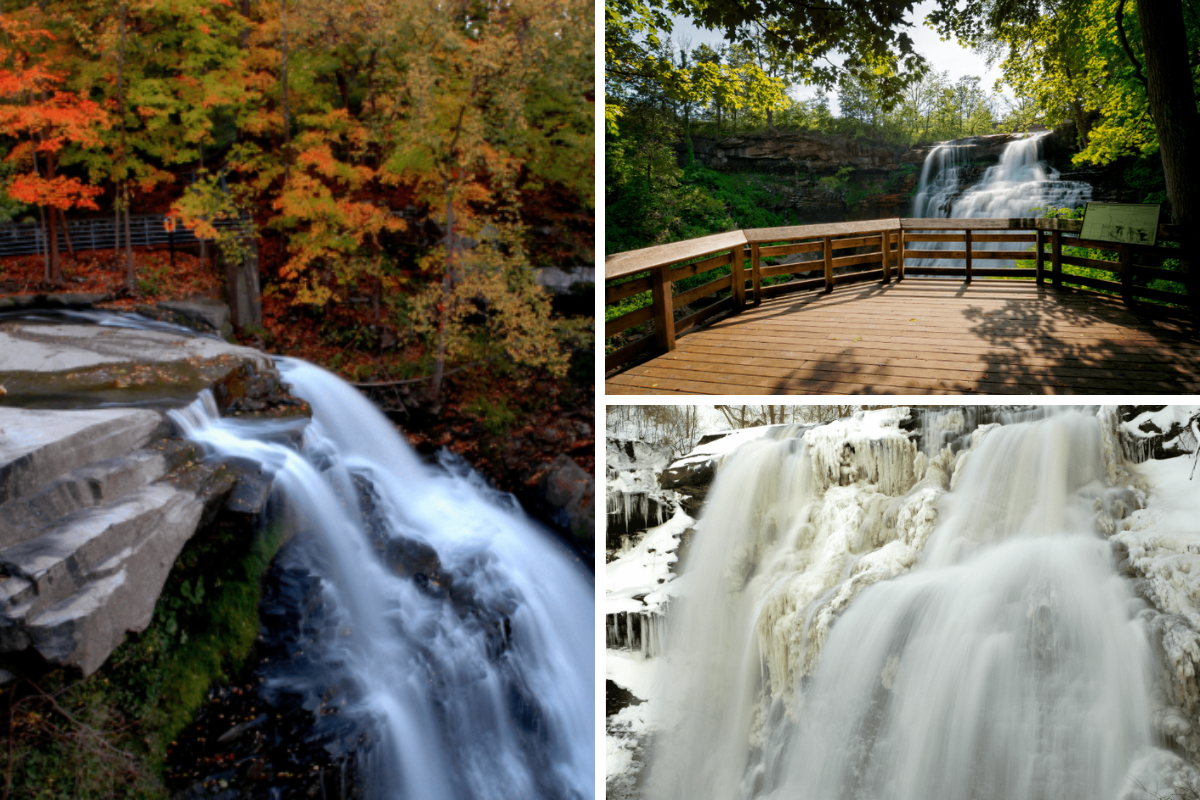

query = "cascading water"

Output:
[[645, 409, 1176, 800], [909, 133, 1092, 267], [170, 358, 594, 799]]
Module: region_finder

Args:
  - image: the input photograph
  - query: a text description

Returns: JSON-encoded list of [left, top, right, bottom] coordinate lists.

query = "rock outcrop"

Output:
[[0, 317, 302, 676], [686, 127, 1077, 176], [606, 439, 677, 554], [0, 408, 222, 674], [688, 131, 901, 174]]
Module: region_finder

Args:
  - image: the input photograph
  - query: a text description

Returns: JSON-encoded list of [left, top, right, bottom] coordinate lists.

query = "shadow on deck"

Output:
[[605, 280, 1200, 395]]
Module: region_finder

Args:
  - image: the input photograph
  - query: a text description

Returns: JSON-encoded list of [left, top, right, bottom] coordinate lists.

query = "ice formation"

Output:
[[606, 438, 682, 554], [619, 406, 1200, 800]]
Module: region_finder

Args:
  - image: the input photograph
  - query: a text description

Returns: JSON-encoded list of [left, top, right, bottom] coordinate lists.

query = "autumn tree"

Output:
[[0, 15, 108, 283], [371, 0, 593, 398]]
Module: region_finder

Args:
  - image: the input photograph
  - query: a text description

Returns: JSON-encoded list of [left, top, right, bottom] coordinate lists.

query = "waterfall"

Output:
[[644, 409, 1169, 800], [908, 133, 1092, 267], [910, 143, 971, 219], [170, 358, 594, 800]]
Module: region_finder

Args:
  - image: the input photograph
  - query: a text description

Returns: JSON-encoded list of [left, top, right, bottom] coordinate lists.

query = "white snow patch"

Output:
[[606, 507, 693, 615], [669, 425, 780, 468]]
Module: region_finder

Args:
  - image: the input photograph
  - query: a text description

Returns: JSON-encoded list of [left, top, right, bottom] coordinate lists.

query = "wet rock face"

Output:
[[212, 362, 312, 420], [166, 555, 364, 800], [0, 318, 296, 677], [539, 454, 596, 539], [355, 473, 516, 660], [137, 299, 232, 339], [0, 320, 274, 409]]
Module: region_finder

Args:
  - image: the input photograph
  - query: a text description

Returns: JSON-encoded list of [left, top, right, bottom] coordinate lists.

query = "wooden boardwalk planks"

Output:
[[605, 280, 1200, 395]]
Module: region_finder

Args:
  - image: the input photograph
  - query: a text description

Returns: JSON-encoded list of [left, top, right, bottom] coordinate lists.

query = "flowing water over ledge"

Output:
[[172, 359, 595, 799], [625, 409, 1200, 800], [908, 133, 1092, 268]]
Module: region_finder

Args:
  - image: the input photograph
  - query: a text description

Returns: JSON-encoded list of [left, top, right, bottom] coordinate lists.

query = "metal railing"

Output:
[[0, 214, 250, 258]]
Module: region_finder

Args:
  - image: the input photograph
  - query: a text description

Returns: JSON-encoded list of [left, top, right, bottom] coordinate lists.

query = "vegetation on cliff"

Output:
[[0, 513, 287, 799], [606, 0, 1199, 239]]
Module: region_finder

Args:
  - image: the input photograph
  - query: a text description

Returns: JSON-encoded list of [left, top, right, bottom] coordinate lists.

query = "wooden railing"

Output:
[[604, 217, 1193, 374]]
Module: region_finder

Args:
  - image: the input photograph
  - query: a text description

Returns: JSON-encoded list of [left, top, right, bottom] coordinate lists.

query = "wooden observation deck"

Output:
[[604, 218, 1198, 395]]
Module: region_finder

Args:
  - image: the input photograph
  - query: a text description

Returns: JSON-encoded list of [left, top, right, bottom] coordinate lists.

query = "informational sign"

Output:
[[1080, 202, 1161, 246]]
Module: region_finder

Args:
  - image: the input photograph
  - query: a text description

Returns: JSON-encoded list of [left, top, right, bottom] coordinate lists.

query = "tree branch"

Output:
[[351, 360, 489, 387], [1116, 0, 1148, 93]]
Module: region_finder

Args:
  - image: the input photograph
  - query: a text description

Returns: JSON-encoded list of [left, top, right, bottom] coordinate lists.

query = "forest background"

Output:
[[0, 0, 594, 407], [605, 0, 1200, 254]]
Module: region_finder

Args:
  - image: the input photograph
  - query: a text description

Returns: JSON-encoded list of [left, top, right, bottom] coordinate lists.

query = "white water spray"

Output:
[[909, 133, 1092, 266], [171, 358, 594, 799], [647, 410, 1165, 800]]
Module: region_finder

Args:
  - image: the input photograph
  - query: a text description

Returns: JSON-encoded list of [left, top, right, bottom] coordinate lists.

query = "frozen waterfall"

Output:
[[645, 409, 1172, 800]]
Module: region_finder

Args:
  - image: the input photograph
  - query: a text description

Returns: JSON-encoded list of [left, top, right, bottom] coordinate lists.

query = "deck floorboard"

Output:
[[605, 279, 1200, 395]]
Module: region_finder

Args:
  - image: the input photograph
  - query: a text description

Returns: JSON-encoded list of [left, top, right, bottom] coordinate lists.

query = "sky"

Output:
[[668, 0, 1008, 114]]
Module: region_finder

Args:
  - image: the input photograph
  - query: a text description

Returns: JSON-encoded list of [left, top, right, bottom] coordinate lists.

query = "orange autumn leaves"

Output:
[[0, 20, 109, 213]]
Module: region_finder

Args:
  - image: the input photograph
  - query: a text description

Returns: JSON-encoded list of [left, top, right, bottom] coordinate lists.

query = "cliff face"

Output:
[[0, 315, 305, 677], [687, 131, 901, 173], [684, 125, 1081, 175]]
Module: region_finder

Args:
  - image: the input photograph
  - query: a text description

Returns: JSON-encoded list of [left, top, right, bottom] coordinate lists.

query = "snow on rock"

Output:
[[606, 650, 663, 800], [607, 508, 693, 616], [1121, 406, 1200, 462], [667, 425, 780, 469], [606, 438, 681, 552], [607, 438, 676, 475], [1115, 448, 1200, 757]]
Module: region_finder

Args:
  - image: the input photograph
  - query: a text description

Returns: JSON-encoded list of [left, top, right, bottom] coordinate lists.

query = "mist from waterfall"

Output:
[[645, 409, 1165, 800], [908, 133, 1092, 266], [170, 358, 594, 800]]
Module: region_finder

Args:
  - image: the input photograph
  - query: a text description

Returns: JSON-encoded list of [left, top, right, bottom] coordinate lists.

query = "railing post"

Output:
[[732, 245, 747, 310], [1052, 229, 1063, 288], [1035, 228, 1045, 285], [823, 235, 833, 293], [651, 262, 676, 352], [882, 232, 891, 284], [964, 229, 972, 283], [897, 228, 905, 281], [750, 243, 762, 306], [1120, 244, 1133, 306]]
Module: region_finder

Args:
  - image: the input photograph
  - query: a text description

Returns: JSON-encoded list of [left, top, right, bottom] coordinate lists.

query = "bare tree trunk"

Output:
[[429, 177, 454, 400], [46, 155, 60, 283], [280, 0, 290, 180], [240, 0, 251, 48], [30, 145, 50, 282], [1134, 0, 1200, 313], [123, 184, 133, 283], [58, 209, 74, 256], [119, 2, 134, 290]]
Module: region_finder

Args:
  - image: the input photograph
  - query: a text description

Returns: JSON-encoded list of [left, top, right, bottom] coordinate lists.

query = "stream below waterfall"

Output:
[[171, 358, 595, 799], [632, 409, 1197, 800]]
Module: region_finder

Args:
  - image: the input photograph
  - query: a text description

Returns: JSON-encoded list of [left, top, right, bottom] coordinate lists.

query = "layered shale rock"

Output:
[[0, 319, 304, 677]]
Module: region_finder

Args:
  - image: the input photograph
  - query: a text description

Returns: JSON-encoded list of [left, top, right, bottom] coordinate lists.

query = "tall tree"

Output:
[[0, 16, 108, 283], [930, 0, 1199, 246]]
